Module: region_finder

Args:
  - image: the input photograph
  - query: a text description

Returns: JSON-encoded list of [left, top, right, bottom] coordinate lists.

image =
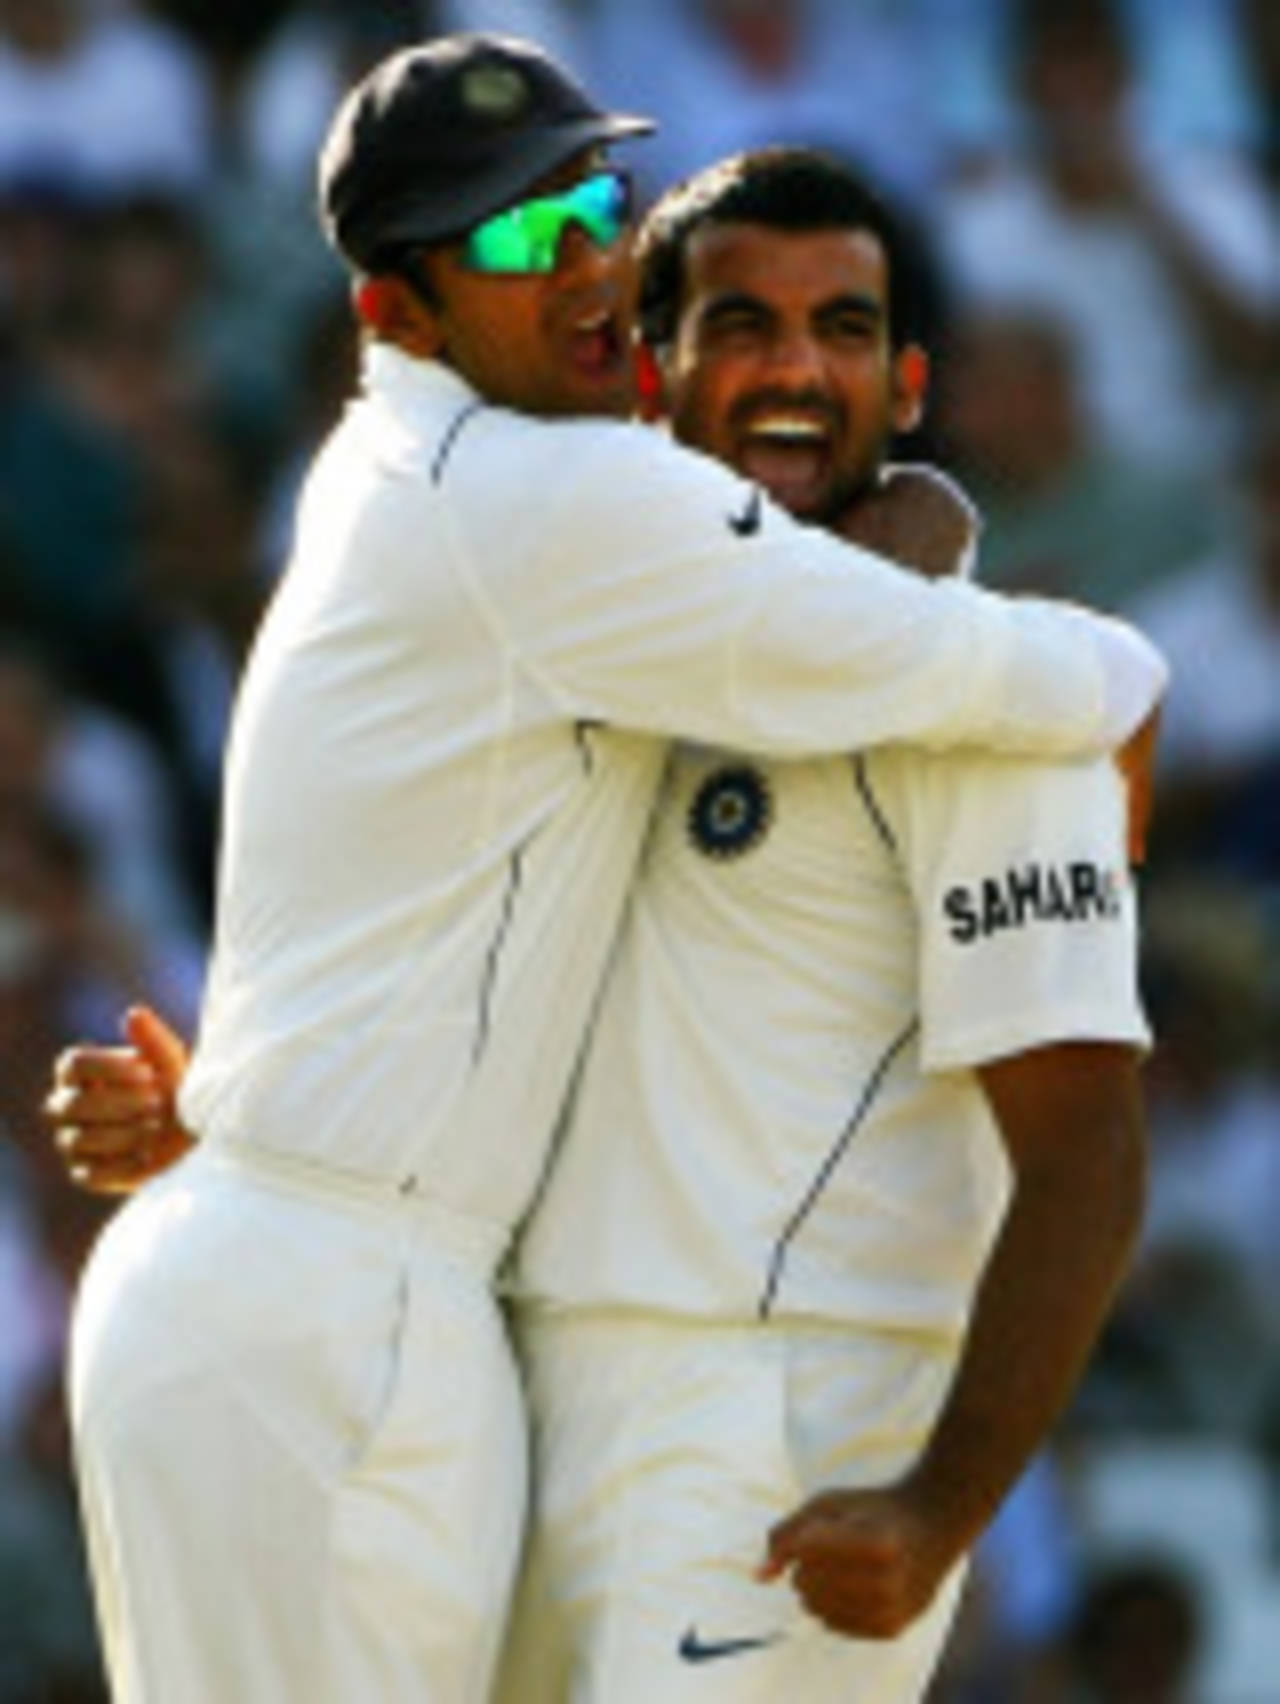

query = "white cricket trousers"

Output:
[[69, 1141, 526, 1704], [495, 1311, 965, 1704]]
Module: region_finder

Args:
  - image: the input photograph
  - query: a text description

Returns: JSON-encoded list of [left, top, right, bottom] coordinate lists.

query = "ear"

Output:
[[891, 344, 929, 435], [633, 340, 668, 422], [352, 275, 442, 358]]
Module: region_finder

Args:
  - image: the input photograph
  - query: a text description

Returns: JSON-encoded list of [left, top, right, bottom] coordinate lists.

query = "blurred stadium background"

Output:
[[0, 2, 1275, 1699]]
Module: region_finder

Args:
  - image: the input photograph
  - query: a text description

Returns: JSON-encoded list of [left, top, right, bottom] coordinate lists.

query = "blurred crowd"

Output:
[[0, 1, 1274, 1699]]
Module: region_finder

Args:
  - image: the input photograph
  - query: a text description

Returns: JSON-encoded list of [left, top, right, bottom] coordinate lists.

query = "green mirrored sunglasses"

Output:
[[462, 171, 633, 275]]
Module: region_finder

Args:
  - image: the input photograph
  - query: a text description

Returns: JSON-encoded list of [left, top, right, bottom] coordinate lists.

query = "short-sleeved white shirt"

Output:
[[513, 743, 1148, 1334], [180, 344, 1146, 1238]]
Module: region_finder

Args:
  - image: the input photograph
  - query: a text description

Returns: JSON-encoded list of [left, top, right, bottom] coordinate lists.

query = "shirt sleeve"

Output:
[[865, 746, 1151, 1071], [470, 421, 1165, 761]]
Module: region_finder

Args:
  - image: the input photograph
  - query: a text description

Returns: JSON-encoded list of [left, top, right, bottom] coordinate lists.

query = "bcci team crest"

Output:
[[460, 64, 530, 120], [688, 766, 773, 860]]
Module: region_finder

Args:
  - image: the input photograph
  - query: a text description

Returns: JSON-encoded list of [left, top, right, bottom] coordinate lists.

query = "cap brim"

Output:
[[370, 111, 655, 251]]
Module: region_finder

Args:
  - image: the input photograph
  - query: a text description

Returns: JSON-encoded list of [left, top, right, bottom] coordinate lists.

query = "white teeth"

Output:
[[575, 310, 610, 333], [746, 415, 827, 441]]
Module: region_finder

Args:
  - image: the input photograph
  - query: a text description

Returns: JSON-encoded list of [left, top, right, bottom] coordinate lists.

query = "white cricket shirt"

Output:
[[180, 343, 1156, 1235], [514, 744, 1149, 1333]]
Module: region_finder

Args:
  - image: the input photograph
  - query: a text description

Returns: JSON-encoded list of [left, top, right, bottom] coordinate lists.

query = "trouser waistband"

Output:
[[199, 1138, 510, 1275]]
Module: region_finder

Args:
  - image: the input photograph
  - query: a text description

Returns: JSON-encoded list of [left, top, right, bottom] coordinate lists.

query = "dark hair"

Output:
[[1070, 1553, 1202, 1684], [1011, 0, 1130, 77], [636, 146, 930, 352]]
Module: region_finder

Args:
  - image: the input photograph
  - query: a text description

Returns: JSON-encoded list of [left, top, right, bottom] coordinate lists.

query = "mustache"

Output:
[[730, 389, 843, 435]]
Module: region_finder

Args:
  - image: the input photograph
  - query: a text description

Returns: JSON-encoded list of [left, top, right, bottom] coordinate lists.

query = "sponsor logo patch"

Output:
[[944, 861, 1122, 943]]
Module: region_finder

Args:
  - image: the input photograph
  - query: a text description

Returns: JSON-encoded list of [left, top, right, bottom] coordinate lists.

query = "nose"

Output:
[[764, 328, 827, 386]]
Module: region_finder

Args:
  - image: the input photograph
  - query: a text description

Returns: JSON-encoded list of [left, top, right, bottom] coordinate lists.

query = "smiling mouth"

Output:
[[737, 412, 834, 505]]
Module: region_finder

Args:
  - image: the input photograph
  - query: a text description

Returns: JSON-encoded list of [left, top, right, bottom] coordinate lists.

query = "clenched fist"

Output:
[[759, 1484, 961, 1641]]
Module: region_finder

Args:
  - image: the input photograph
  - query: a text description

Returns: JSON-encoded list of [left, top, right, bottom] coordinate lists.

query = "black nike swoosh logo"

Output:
[[678, 1626, 782, 1663], [727, 487, 763, 537]]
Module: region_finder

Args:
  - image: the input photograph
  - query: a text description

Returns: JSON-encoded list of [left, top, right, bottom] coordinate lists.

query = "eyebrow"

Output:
[[816, 292, 884, 322], [700, 290, 772, 323], [699, 289, 886, 324]]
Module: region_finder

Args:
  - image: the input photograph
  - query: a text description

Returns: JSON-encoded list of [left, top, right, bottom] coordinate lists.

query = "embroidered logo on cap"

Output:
[[460, 64, 530, 120]]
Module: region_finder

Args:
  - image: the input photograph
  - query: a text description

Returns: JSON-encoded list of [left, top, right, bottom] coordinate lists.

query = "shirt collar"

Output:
[[362, 340, 481, 426]]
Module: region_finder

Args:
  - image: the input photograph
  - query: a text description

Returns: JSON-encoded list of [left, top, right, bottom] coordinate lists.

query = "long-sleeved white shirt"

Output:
[[180, 343, 1163, 1238]]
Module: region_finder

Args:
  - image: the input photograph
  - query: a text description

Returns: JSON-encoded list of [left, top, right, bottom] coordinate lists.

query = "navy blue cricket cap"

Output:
[[318, 33, 654, 272]]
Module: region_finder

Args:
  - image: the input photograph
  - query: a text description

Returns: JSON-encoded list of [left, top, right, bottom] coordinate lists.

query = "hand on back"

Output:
[[45, 1005, 193, 1195], [839, 467, 1160, 865], [836, 464, 980, 583]]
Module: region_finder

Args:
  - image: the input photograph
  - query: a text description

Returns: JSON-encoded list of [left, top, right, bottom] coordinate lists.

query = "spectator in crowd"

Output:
[[938, 0, 1275, 474], [0, 309, 146, 719], [0, 0, 214, 197], [169, 4, 417, 422], [1079, 884, 1279, 1445], [0, 797, 168, 1107], [0, 641, 203, 1027], [958, 0, 1268, 160], [1133, 417, 1280, 878], [558, 0, 960, 210], [0, 172, 95, 358], [0, 1364, 105, 1702], [1137, 886, 1280, 1316], [1064, 1554, 1203, 1704], [0, 784, 175, 1699], [42, 200, 215, 458], [935, 307, 1223, 611], [131, 408, 275, 915]]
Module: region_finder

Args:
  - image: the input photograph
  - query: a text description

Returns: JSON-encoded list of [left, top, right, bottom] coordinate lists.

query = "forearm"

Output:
[[900, 1049, 1146, 1556], [530, 434, 1165, 760]]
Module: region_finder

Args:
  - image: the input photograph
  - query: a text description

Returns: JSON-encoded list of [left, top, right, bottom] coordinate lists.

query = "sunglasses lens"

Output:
[[465, 212, 540, 272], [464, 173, 630, 274], [567, 172, 630, 246]]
